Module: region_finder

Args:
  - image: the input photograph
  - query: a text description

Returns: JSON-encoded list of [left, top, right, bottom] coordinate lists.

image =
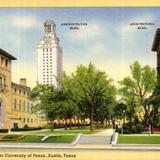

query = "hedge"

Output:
[[11, 127, 42, 131], [0, 129, 8, 133]]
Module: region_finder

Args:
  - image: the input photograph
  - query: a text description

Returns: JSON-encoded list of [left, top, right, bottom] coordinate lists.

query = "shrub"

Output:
[[11, 127, 42, 131], [131, 125, 137, 133], [136, 124, 144, 133], [0, 129, 8, 133], [117, 122, 144, 134], [23, 124, 29, 129]]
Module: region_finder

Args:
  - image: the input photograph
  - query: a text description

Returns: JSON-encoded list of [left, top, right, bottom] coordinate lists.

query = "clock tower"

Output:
[[37, 20, 62, 91]]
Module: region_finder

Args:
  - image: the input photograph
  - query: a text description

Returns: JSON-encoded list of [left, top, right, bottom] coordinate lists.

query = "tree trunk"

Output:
[[90, 106, 94, 132], [51, 121, 54, 131], [64, 119, 67, 130], [74, 117, 77, 127], [69, 119, 72, 130], [102, 120, 105, 128], [77, 117, 80, 128]]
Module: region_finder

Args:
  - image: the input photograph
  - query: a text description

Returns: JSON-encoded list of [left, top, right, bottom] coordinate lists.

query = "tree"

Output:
[[62, 63, 116, 131], [119, 61, 157, 124], [30, 83, 61, 130], [113, 102, 127, 120]]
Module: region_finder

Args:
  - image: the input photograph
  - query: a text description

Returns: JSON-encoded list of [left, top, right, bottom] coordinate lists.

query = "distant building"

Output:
[[37, 20, 62, 90], [0, 48, 46, 129]]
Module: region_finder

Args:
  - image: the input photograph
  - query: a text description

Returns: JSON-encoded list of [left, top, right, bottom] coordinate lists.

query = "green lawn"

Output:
[[20, 127, 104, 135], [44, 135, 75, 143], [118, 135, 160, 144], [0, 135, 75, 143]]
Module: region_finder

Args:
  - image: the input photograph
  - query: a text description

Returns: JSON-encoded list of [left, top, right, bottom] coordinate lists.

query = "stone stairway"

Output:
[[78, 135, 111, 145]]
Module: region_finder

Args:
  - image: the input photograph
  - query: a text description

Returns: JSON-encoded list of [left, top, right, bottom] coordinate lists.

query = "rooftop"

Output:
[[0, 48, 17, 60], [44, 20, 55, 25]]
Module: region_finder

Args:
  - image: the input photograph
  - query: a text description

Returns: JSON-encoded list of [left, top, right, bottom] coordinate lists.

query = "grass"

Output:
[[142, 131, 160, 134], [44, 135, 75, 143], [0, 135, 75, 143], [19, 135, 42, 143], [0, 127, 105, 143], [118, 135, 160, 144], [19, 127, 104, 135]]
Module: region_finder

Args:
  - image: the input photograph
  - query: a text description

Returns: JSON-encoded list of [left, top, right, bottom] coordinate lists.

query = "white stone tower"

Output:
[[37, 20, 62, 90]]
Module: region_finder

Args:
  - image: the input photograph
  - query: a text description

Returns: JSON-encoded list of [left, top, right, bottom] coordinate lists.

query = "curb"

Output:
[[72, 133, 82, 145], [111, 132, 118, 145]]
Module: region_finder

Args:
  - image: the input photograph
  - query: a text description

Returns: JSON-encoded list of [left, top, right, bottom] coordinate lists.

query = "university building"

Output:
[[37, 20, 62, 91], [0, 48, 46, 129]]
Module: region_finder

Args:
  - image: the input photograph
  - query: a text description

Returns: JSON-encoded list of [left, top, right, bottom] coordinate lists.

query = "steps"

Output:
[[78, 135, 111, 145]]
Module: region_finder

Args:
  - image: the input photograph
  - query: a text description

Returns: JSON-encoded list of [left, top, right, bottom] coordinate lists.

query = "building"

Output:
[[0, 48, 46, 129], [37, 20, 62, 91], [0, 48, 16, 129]]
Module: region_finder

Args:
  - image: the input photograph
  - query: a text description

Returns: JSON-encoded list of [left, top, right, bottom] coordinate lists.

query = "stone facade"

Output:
[[0, 48, 46, 129]]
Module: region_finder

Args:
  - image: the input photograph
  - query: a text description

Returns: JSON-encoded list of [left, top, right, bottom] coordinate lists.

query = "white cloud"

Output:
[[11, 15, 38, 29], [67, 22, 105, 41], [89, 43, 106, 55]]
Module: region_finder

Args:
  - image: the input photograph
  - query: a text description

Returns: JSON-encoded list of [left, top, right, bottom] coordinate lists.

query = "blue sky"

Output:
[[0, 7, 159, 87]]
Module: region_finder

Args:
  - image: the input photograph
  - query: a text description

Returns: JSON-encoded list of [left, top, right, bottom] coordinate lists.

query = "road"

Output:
[[0, 148, 160, 160]]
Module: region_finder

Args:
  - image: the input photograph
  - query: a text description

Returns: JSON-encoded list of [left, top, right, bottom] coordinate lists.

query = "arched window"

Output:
[[23, 101, 25, 112], [13, 99, 17, 110], [27, 102, 30, 112], [19, 100, 21, 111]]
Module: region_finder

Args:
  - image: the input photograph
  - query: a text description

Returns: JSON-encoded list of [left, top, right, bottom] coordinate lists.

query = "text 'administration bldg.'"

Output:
[[37, 20, 62, 90]]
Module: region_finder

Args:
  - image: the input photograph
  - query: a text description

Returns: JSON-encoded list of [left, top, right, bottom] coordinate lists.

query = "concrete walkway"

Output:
[[93, 128, 114, 136], [77, 129, 114, 145]]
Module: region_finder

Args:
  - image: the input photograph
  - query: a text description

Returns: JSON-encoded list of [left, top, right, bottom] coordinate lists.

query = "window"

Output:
[[46, 48, 48, 52], [27, 118, 29, 123], [23, 102, 25, 112], [13, 99, 17, 110], [14, 88, 17, 93], [5, 59, 8, 67], [23, 118, 25, 122], [46, 25, 51, 33], [27, 102, 30, 112], [30, 104, 33, 113], [13, 123, 18, 129], [1, 57, 4, 65], [50, 48, 52, 52], [23, 91, 25, 96], [19, 100, 21, 111], [19, 90, 21, 94], [0, 76, 5, 91]]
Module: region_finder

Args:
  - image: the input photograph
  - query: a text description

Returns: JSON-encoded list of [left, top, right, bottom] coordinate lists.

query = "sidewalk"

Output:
[[93, 128, 114, 136]]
